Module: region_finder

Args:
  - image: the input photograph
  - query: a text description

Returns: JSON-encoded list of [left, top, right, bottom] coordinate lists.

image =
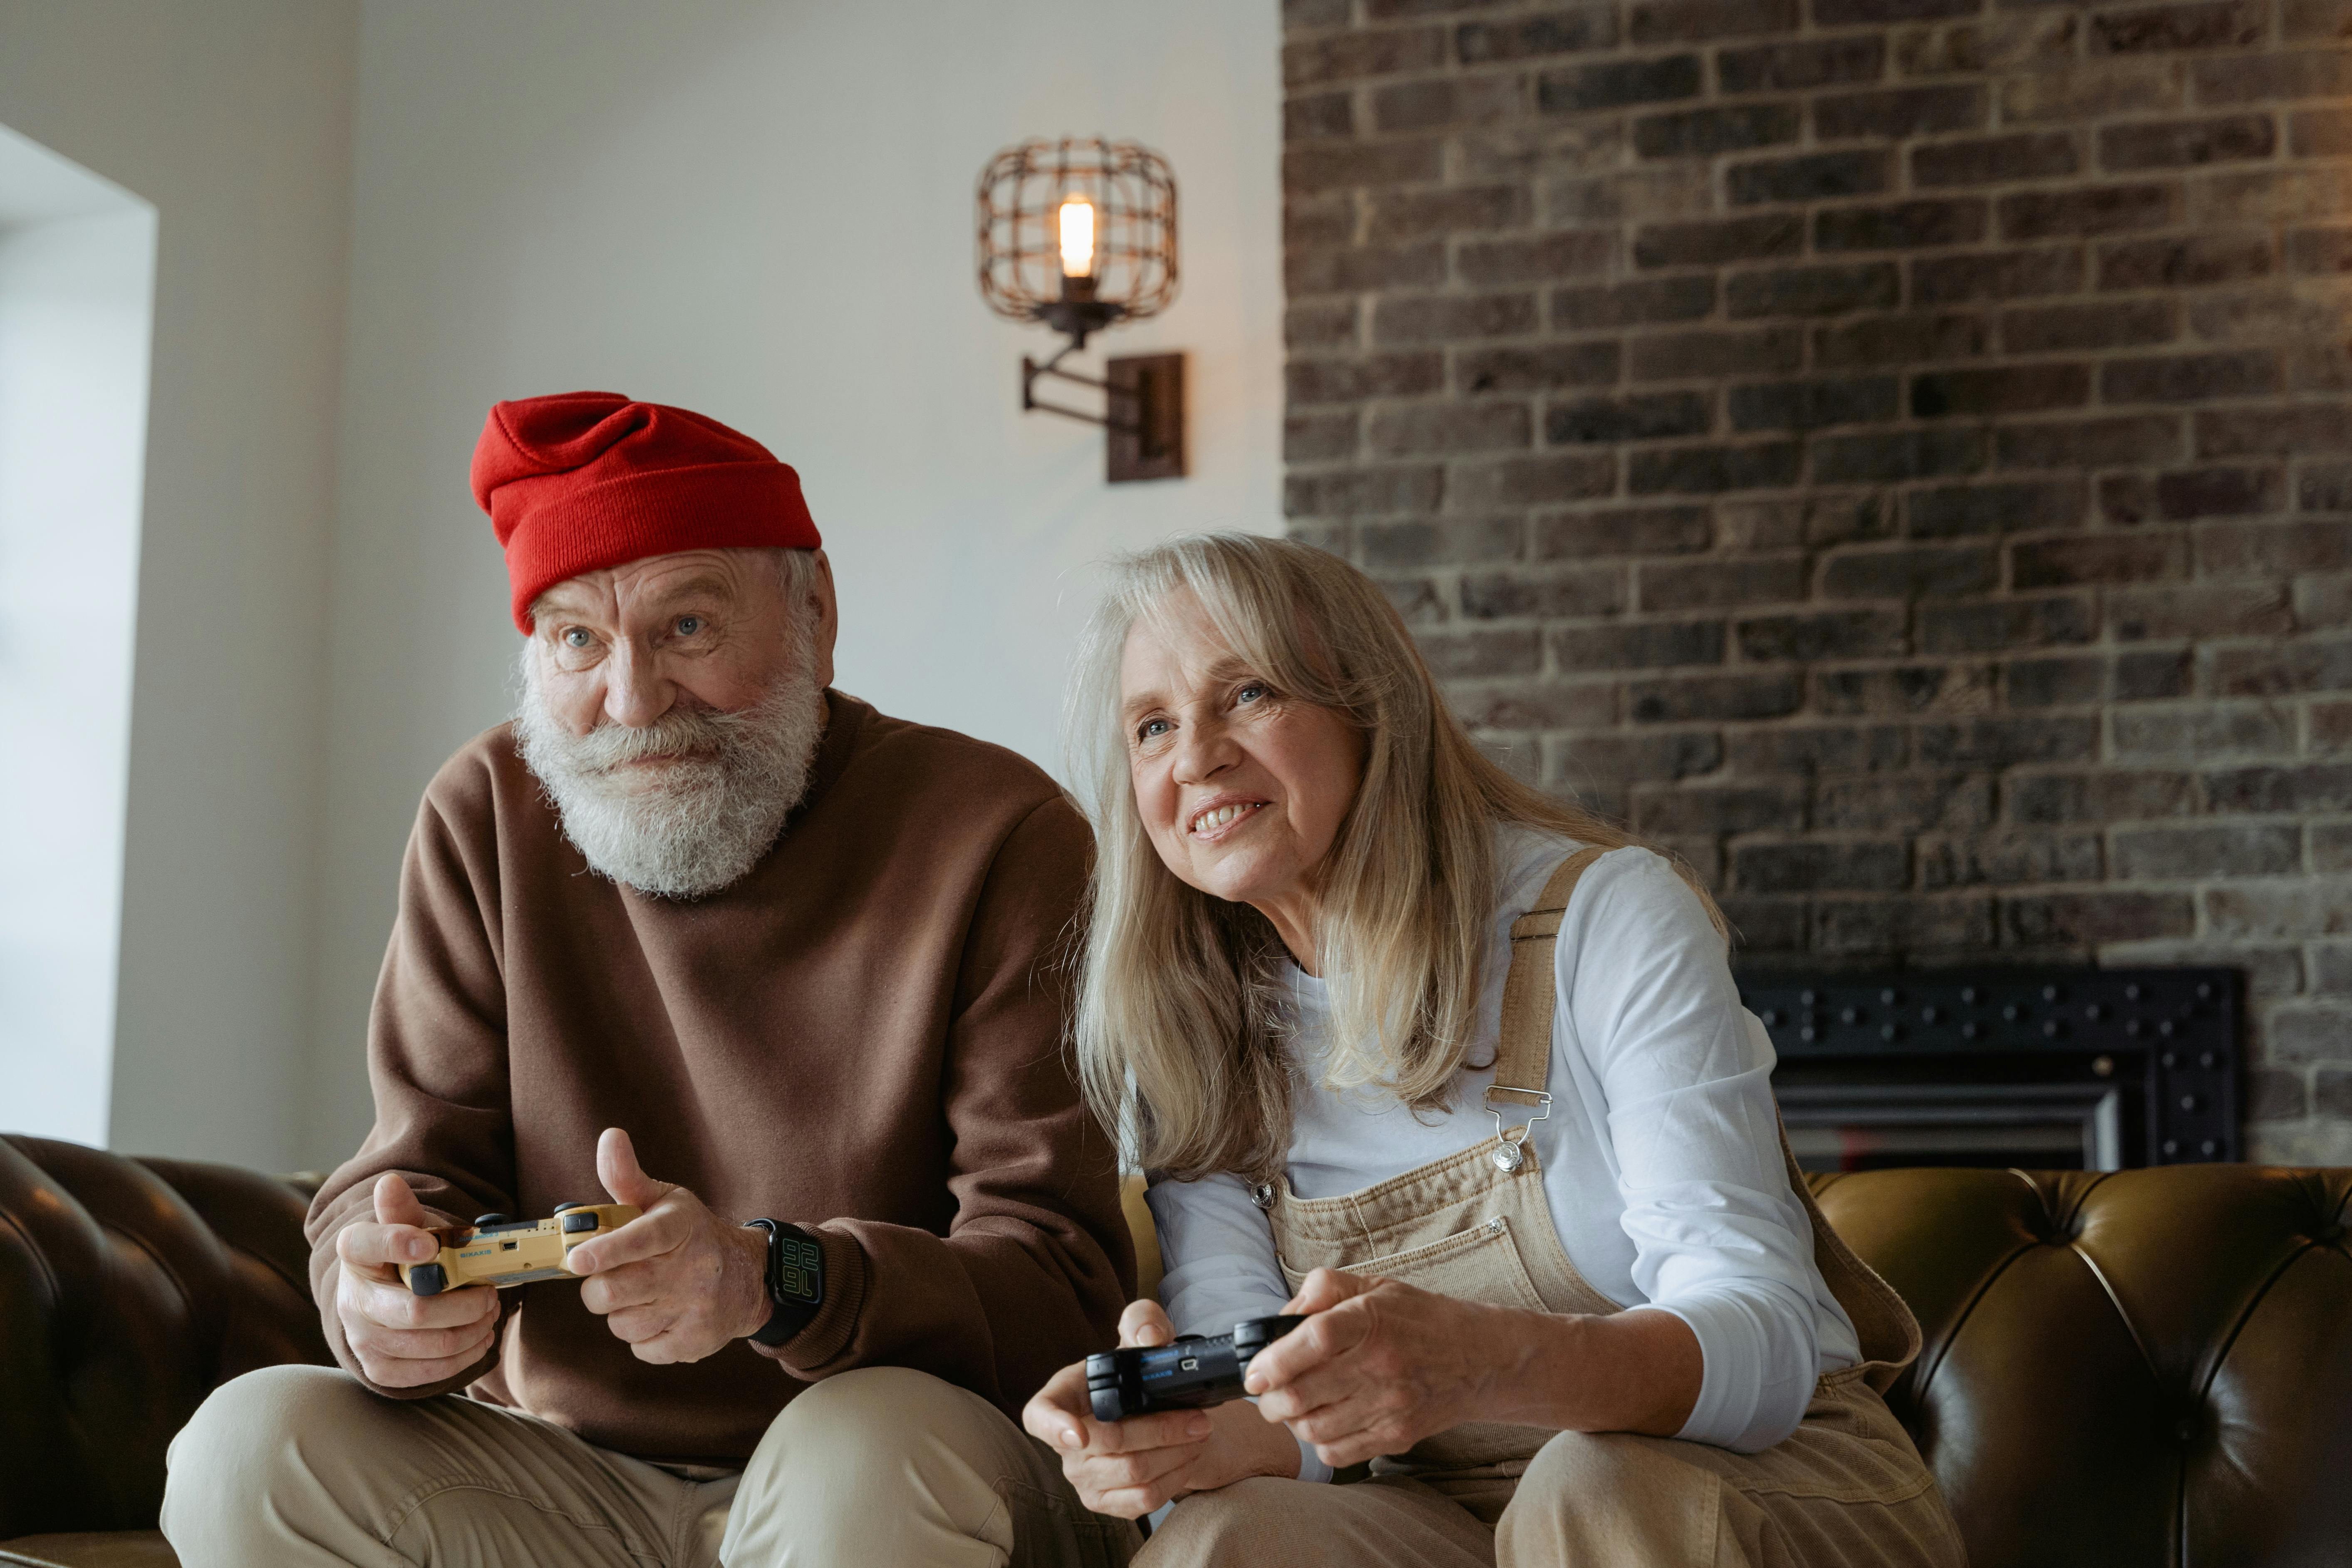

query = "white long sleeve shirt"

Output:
[[1145, 827, 1861, 1459]]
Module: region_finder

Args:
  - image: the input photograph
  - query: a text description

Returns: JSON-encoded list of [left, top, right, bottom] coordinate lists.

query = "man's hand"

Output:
[[333, 1172, 501, 1389], [1021, 1300, 1301, 1518], [565, 1127, 772, 1364]]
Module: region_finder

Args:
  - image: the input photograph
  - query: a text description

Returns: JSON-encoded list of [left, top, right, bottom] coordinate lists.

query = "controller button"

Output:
[[472, 1214, 512, 1227], [561, 1211, 600, 1234], [552, 1201, 586, 1214]]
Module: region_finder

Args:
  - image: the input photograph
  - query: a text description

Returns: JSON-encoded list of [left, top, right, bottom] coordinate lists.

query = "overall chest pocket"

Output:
[[1277, 1211, 1550, 1315]]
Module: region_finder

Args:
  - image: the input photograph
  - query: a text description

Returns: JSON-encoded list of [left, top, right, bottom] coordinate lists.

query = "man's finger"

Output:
[[354, 1275, 500, 1331], [339, 1219, 441, 1271], [565, 1202, 690, 1275], [350, 1315, 498, 1364], [577, 1260, 664, 1317], [595, 1127, 676, 1212], [372, 1172, 432, 1229]]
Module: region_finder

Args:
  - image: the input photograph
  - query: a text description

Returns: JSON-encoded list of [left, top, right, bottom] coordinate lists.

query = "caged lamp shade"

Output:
[[976, 137, 1178, 349]]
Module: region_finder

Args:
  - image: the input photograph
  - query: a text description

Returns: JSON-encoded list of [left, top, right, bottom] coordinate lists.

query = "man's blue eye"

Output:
[[563, 629, 591, 648], [677, 616, 703, 636]]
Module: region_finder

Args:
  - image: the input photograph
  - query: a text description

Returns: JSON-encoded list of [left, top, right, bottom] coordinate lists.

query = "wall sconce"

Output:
[[977, 136, 1184, 483]]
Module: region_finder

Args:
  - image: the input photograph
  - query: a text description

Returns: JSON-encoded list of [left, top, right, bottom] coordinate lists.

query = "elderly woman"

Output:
[[1023, 535, 1964, 1567]]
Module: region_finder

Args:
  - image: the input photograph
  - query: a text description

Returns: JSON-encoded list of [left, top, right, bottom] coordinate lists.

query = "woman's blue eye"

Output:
[[1138, 718, 1170, 741], [1237, 683, 1268, 703]]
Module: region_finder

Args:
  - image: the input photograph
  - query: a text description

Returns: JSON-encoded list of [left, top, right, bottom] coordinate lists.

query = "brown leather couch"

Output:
[[3, 1132, 2347, 1567]]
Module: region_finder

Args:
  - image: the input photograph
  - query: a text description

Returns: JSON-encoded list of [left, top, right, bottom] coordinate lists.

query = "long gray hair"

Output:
[[1066, 533, 1721, 1182]]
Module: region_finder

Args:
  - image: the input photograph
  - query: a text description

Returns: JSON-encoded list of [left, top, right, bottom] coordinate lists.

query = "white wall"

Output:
[[0, 0, 358, 1169], [305, 0, 1281, 1163], [0, 131, 156, 1147]]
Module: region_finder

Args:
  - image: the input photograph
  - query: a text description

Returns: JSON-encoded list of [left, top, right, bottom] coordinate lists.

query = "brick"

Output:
[[2114, 824, 2302, 881], [1634, 780, 1807, 833], [1286, 300, 1359, 350], [1816, 897, 1998, 956], [2288, 225, 2352, 272], [2196, 518, 2352, 574], [2197, 404, 2352, 456], [2013, 534, 2185, 587], [1728, 376, 1900, 431], [2191, 48, 2352, 104], [2104, 112, 2277, 170], [2003, 62, 2183, 122], [1284, 196, 1356, 249], [1466, 235, 1621, 288], [1375, 293, 1541, 344], [1628, 441, 1805, 493], [2159, 464, 2285, 518], [2315, 697, 2352, 745], [2285, 0, 2352, 40], [2008, 770, 2195, 822], [2196, 167, 2352, 225], [1288, 354, 1447, 406], [1727, 493, 1896, 549], [1370, 403, 1533, 457], [1287, 241, 1449, 295], [1910, 479, 2098, 540], [2004, 891, 2196, 944], [1286, 466, 1446, 518], [1920, 832, 2104, 887], [1368, 185, 1527, 244], [1539, 505, 1713, 557], [2271, 1006, 2352, 1062], [1457, 7, 1621, 61], [1817, 313, 1992, 367], [1918, 715, 2099, 765], [2297, 574, 2352, 627], [2290, 105, 2352, 155], [1449, 453, 1620, 509], [1999, 183, 2179, 240], [2324, 1068, 2352, 1117], [1358, 518, 1525, 569], [1630, 327, 1805, 381], [2248, 1068, 2307, 1120], [1726, 263, 1900, 320], [1912, 363, 2089, 417], [1913, 132, 2080, 188], [1460, 565, 1626, 619], [1735, 841, 1910, 892], [1817, 199, 1989, 253], [1633, 214, 1804, 269], [1814, 0, 1978, 20], [1815, 85, 1987, 141], [1821, 542, 1998, 597], [2192, 282, 2352, 347], [1996, 414, 2183, 469], [2118, 648, 2196, 699], [1813, 428, 1985, 483], [1643, 550, 1812, 611], [2204, 877, 2352, 936], [1284, 27, 1447, 87], [2213, 637, 2352, 695], [2003, 299, 2175, 353], [2306, 465, 2352, 511], [1818, 773, 1998, 831], [1734, 609, 1908, 660], [2113, 701, 2297, 755], [1538, 54, 1705, 111], [1628, 671, 1806, 722], [1913, 246, 2084, 303], [1922, 595, 2099, 651], [1718, 896, 1807, 951], [1451, 682, 1618, 731], [1727, 150, 1890, 205], [1551, 619, 1727, 669], [2091, 0, 2265, 52], [1724, 722, 1907, 772], [1718, 36, 1886, 93], [1895, 11, 2082, 75], [1287, 411, 1359, 463], [2102, 349, 2282, 402], [2108, 582, 2293, 638], [1554, 277, 1716, 330], [2005, 651, 2123, 707], [1371, 77, 1525, 134], [1382, 575, 1447, 625], [1457, 342, 1621, 392], [1285, 92, 1354, 142], [1284, 139, 1446, 194], [1633, 0, 1800, 38], [2099, 474, 2159, 523], [1286, 0, 1350, 27], [2098, 232, 2274, 289], [1418, 627, 1542, 677], [1548, 392, 1712, 443], [1636, 103, 1803, 158], [2208, 760, 2352, 812], [1552, 730, 1724, 783]]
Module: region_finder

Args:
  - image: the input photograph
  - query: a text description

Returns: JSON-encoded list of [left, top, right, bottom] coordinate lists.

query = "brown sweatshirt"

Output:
[[305, 691, 1133, 1463]]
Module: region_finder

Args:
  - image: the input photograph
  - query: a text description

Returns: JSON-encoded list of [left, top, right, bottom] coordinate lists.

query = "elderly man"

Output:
[[160, 392, 1137, 1567]]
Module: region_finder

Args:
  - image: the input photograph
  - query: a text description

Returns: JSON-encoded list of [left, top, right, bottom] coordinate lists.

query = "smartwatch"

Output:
[[741, 1219, 825, 1348]]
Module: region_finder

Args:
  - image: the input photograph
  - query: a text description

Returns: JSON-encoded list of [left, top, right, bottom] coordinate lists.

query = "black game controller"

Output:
[[1086, 1315, 1308, 1423]]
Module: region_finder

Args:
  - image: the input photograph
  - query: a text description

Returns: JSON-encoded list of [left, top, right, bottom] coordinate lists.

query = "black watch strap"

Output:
[[742, 1219, 824, 1348]]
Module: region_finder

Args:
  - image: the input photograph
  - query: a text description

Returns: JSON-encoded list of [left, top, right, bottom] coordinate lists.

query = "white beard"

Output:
[[511, 638, 826, 900]]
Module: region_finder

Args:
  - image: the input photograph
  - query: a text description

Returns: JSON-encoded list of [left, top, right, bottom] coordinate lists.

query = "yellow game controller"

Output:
[[399, 1202, 641, 1296]]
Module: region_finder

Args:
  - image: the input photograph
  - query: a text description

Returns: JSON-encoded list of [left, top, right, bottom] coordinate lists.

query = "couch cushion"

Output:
[[0, 1533, 178, 1568]]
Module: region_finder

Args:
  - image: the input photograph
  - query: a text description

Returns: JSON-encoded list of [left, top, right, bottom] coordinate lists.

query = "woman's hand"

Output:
[[1022, 1300, 1303, 1518], [1244, 1268, 1704, 1469]]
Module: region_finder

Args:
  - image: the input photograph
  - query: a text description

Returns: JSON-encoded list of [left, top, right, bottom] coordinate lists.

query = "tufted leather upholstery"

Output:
[[1, 1139, 2344, 1567]]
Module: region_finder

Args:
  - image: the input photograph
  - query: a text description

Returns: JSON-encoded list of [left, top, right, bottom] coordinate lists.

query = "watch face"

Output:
[[776, 1233, 823, 1304]]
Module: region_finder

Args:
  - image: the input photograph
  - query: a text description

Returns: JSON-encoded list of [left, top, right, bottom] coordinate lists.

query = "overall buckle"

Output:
[[1484, 1086, 1551, 1173]]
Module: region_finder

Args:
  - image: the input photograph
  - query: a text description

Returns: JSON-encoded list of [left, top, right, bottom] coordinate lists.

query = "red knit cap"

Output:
[[471, 391, 821, 632]]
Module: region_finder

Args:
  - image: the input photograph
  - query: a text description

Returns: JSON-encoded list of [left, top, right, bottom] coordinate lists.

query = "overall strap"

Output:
[[1486, 847, 1607, 1170]]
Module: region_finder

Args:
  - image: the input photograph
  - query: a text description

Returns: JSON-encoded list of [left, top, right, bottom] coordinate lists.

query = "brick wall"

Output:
[[1280, 0, 2352, 1161]]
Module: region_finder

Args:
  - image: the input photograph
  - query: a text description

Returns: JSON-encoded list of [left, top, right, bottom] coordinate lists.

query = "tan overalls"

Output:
[[1143, 850, 1969, 1568]]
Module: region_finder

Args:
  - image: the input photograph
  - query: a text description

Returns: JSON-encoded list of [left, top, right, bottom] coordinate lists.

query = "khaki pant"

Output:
[[159, 1364, 1135, 1568]]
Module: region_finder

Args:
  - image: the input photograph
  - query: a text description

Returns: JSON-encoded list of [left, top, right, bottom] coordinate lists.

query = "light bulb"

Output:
[[1058, 194, 1096, 278]]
